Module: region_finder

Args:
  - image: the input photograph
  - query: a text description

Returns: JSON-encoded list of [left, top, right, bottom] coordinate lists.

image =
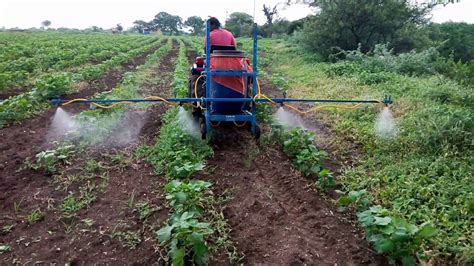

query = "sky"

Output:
[[0, 0, 472, 30]]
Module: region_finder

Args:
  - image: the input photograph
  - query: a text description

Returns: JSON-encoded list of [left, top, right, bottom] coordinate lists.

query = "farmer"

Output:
[[204, 17, 236, 49]]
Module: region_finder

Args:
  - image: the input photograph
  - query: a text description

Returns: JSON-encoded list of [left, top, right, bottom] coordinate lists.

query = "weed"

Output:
[[2, 224, 15, 234], [13, 197, 24, 213], [134, 201, 154, 221], [84, 159, 103, 174], [0, 244, 11, 254], [81, 218, 95, 227], [62, 195, 81, 218], [26, 208, 45, 225], [114, 231, 142, 249], [61, 189, 96, 218], [127, 190, 136, 209]]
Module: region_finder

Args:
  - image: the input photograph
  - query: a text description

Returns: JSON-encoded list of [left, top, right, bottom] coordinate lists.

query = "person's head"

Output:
[[208, 17, 221, 30]]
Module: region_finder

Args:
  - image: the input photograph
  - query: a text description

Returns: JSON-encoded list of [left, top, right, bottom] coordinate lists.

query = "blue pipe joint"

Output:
[[383, 95, 393, 106], [51, 98, 62, 107]]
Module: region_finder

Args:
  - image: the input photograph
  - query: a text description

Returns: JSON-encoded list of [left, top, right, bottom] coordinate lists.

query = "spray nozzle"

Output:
[[51, 98, 63, 107], [383, 95, 393, 107]]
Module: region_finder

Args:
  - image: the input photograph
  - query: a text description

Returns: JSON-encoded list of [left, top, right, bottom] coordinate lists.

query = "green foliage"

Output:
[[157, 212, 213, 266], [30, 143, 75, 173], [357, 206, 438, 264], [281, 128, 327, 176], [146, 109, 213, 179], [0, 33, 164, 128], [326, 44, 473, 86], [185, 16, 205, 35], [225, 12, 254, 37], [152, 12, 182, 35], [296, 0, 431, 59], [62, 190, 96, 218], [26, 208, 45, 224], [426, 22, 474, 63], [165, 180, 212, 218], [266, 38, 473, 263], [316, 169, 336, 191]]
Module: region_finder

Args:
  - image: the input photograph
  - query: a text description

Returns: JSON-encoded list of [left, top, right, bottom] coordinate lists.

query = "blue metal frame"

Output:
[[202, 21, 259, 138], [51, 97, 391, 105]]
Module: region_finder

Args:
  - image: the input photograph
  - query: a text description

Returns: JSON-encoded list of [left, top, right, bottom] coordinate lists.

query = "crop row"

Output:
[[0, 37, 165, 128], [259, 40, 458, 264], [0, 34, 158, 91], [142, 40, 218, 265], [0, 32, 148, 62], [30, 38, 174, 174]]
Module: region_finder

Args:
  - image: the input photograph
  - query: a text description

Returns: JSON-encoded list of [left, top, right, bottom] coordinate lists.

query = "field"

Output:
[[0, 32, 472, 265]]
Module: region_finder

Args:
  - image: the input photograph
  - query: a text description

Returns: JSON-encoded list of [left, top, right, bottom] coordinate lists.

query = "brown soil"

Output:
[[0, 42, 177, 264], [196, 125, 384, 265]]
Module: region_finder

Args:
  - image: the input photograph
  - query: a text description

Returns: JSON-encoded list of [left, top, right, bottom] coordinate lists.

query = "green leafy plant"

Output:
[[338, 189, 370, 211], [30, 143, 75, 173], [357, 205, 438, 265], [33, 72, 72, 99], [281, 128, 327, 176], [157, 212, 213, 266], [316, 169, 336, 191], [165, 180, 212, 218]]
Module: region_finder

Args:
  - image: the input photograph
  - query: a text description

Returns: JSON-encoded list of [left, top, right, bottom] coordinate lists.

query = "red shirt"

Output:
[[204, 28, 236, 48]]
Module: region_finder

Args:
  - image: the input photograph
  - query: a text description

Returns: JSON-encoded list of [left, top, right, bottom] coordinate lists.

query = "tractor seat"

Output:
[[212, 50, 246, 57], [209, 45, 236, 53]]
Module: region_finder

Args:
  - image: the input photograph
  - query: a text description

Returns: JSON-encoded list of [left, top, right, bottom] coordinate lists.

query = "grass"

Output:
[[261, 39, 473, 263], [26, 208, 45, 225]]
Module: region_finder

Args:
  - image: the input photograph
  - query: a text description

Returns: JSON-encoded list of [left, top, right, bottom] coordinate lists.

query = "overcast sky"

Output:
[[0, 0, 472, 30]]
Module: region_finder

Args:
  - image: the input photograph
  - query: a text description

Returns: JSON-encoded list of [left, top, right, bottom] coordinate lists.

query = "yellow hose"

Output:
[[59, 77, 383, 113], [194, 75, 206, 110], [254, 78, 383, 114]]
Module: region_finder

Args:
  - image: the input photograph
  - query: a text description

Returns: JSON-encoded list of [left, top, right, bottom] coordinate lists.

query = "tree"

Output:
[[133, 20, 150, 33], [262, 4, 278, 25], [41, 20, 51, 29], [90, 26, 103, 32], [225, 12, 254, 37], [184, 16, 204, 35], [297, 0, 433, 59], [425, 22, 474, 62], [261, 19, 291, 38], [116, 23, 123, 33], [152, 12, 182, 35]]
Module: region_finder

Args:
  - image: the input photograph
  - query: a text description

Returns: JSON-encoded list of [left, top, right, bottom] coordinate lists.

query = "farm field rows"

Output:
[[0, 33, 164, 128], [0, 32, 471, 265]]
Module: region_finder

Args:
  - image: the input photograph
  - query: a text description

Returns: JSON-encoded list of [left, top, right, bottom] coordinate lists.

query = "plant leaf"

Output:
[[418, 224, 437, 238], [374, 216, 392, 226]]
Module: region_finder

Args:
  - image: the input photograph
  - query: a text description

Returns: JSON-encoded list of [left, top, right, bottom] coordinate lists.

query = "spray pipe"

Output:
[[51, 96, 393, 108]]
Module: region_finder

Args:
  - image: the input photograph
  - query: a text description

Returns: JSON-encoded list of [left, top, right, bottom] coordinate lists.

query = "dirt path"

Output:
[[0, 41, 177, 264], [197, 126, 383, 265]]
